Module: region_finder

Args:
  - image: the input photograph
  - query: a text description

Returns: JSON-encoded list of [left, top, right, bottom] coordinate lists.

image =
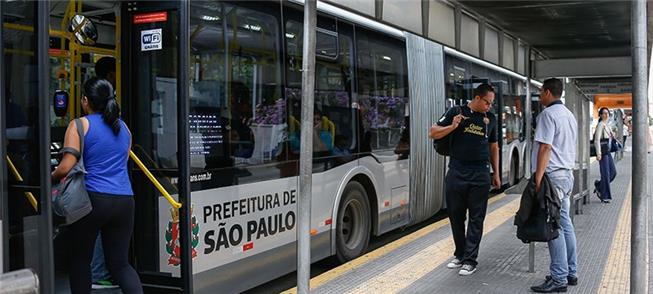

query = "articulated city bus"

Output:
[[1, 1, 534, 293]]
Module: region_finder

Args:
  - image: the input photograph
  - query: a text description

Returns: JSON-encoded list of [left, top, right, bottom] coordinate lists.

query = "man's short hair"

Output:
[[473, 83, 495, 98], [95, 57, 116, 79], [542, 78, 563, 98]]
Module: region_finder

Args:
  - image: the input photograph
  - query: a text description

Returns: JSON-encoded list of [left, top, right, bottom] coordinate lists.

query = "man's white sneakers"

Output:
[[458, 264, 477, 276], [446, 258, 463, 269]]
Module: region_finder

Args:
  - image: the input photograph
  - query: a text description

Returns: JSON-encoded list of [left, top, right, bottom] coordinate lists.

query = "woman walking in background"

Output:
[[593, 107, 617, 203]]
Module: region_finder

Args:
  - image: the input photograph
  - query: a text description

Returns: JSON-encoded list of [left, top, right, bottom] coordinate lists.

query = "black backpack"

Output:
[[432, 106, 461, 156]]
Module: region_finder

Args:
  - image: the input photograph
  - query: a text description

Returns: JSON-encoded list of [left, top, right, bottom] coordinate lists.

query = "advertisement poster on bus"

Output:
[[158, 177, 299, 276]]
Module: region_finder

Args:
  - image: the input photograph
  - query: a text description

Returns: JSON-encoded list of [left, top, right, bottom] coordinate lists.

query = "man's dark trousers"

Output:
[[445, 160, 491, 266]]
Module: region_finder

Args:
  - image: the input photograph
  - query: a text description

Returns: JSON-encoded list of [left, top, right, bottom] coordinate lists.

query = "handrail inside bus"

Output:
[[128, 151, 182, 209], [5, 156, 38, 212]]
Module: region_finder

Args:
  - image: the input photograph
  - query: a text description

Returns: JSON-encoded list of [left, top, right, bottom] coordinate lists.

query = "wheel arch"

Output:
[[330, 166, 380, 255], [510, 146, 520, 184]]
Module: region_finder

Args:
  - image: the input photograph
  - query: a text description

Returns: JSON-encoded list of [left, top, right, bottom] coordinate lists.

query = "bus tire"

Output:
[[335, 181, 371, 263]]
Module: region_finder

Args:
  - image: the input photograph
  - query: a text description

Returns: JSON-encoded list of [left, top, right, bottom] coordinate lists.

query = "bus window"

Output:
[[514, 79, 527, 142], [285, 17, 355, 165], [189, 2, 283, 188], [493, 79, 523, 145], [445, 63, 468, 108], [356, 29, 409, 154], [502, 97, 524, 144]]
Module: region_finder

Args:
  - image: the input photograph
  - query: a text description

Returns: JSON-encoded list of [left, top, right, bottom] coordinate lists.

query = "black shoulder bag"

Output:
[[432, 106, 461, 156]]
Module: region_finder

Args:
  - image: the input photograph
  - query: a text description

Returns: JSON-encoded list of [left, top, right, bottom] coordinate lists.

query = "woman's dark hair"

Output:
[[83, 77, 120, 134], [598, 107, 610, 122]]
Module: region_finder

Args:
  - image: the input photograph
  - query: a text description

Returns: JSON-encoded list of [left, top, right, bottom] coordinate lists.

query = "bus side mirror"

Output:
[[53, 90, 69, 118], [68, 14, 98, 45]]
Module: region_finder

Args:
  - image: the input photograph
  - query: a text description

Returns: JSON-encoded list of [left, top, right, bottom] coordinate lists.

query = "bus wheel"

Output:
[[336, 181, 371, 263]]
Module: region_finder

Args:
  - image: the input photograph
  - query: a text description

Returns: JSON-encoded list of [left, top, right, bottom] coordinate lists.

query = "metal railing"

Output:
[[6, 152, 181, 211], [0, 268, 39, 294]]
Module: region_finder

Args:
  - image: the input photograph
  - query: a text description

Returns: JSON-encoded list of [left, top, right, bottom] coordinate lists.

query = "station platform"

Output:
[[285, 149, 652, 294]]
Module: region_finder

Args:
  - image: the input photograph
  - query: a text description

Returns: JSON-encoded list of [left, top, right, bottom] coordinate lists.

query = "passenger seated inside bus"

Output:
[[332, 135, 351, 156], [331, 134, 355, 167], [394, 116, 410, 159], [289, 108, 334, 154], [228, 81, 255, 159], [203, 81, 255, 169]]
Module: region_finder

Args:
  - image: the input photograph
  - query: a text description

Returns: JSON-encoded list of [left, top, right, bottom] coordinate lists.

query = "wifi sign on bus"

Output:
[[141, 28, 162, 51]]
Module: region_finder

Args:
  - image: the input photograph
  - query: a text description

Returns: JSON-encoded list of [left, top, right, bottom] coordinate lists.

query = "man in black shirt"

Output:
[[429, 83, 500, 276]]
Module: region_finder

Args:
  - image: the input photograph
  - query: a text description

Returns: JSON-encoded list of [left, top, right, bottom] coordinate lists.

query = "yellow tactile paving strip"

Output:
[[597, 184, 632, 294], [345, 197, 520, 294], [281, 193, 508, 294]]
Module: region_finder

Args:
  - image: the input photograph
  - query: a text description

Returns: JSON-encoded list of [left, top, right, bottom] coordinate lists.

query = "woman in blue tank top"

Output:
[[52, 78, 142, 293]]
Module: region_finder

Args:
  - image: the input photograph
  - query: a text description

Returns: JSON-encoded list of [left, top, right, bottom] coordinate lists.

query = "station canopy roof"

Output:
[[457, 1, 631, 59]]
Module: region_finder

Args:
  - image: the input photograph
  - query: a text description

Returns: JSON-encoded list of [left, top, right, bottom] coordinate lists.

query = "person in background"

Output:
[[333, 135, 351, 156], [95, 57, 116, 87], [228, 81, 255, 158], [288, 107, 333, 154], [89, 56, 118, 289], [621, 114, 632, 151], [529, 78, 579, 293], [313, 108, 334, 153], [622, 115, 631, 147], [593, 107, 617, 204], [394, 116, 410, 159]]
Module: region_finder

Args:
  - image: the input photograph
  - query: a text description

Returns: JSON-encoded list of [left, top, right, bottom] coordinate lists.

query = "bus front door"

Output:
[[1, 1, 55, 293], [122, 2, 193, 293]]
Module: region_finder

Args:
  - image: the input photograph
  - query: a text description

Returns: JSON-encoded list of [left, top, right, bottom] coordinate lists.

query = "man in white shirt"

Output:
[[530, 78, 579, 293]]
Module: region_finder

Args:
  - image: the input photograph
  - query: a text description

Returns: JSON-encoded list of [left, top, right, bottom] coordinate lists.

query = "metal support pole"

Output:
[[528, 243, 535, 273], [631, 1, 649, 293], [297, 1, 317, 293], [525, 78, 532, 179], [0, 0, 8, 272], [37, 2, 55, 293], [478, 18, 486, 59], [498, 32, 504, 67], [178, 1, 193, 292], [454, 6, 462, 50], [514, 39, 520, 73]]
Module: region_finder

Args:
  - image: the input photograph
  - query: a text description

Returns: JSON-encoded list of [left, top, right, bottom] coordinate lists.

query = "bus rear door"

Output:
[[122, 2, 194, 293], [1, 1, 55, 293]]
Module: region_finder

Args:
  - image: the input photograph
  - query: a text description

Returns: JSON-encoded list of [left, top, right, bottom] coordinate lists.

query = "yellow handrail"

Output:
[[129, 151, 182, 209], [5, 156, 38, 211], [3, 23, 67, 39], [132, 145, 178, 193]]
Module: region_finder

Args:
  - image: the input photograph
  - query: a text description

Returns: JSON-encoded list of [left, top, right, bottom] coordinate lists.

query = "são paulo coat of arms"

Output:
[[165, 206, 200, 266]]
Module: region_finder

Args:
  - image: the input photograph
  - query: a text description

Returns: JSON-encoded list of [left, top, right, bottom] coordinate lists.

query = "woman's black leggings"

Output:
[[69, 192, 143, 294]]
